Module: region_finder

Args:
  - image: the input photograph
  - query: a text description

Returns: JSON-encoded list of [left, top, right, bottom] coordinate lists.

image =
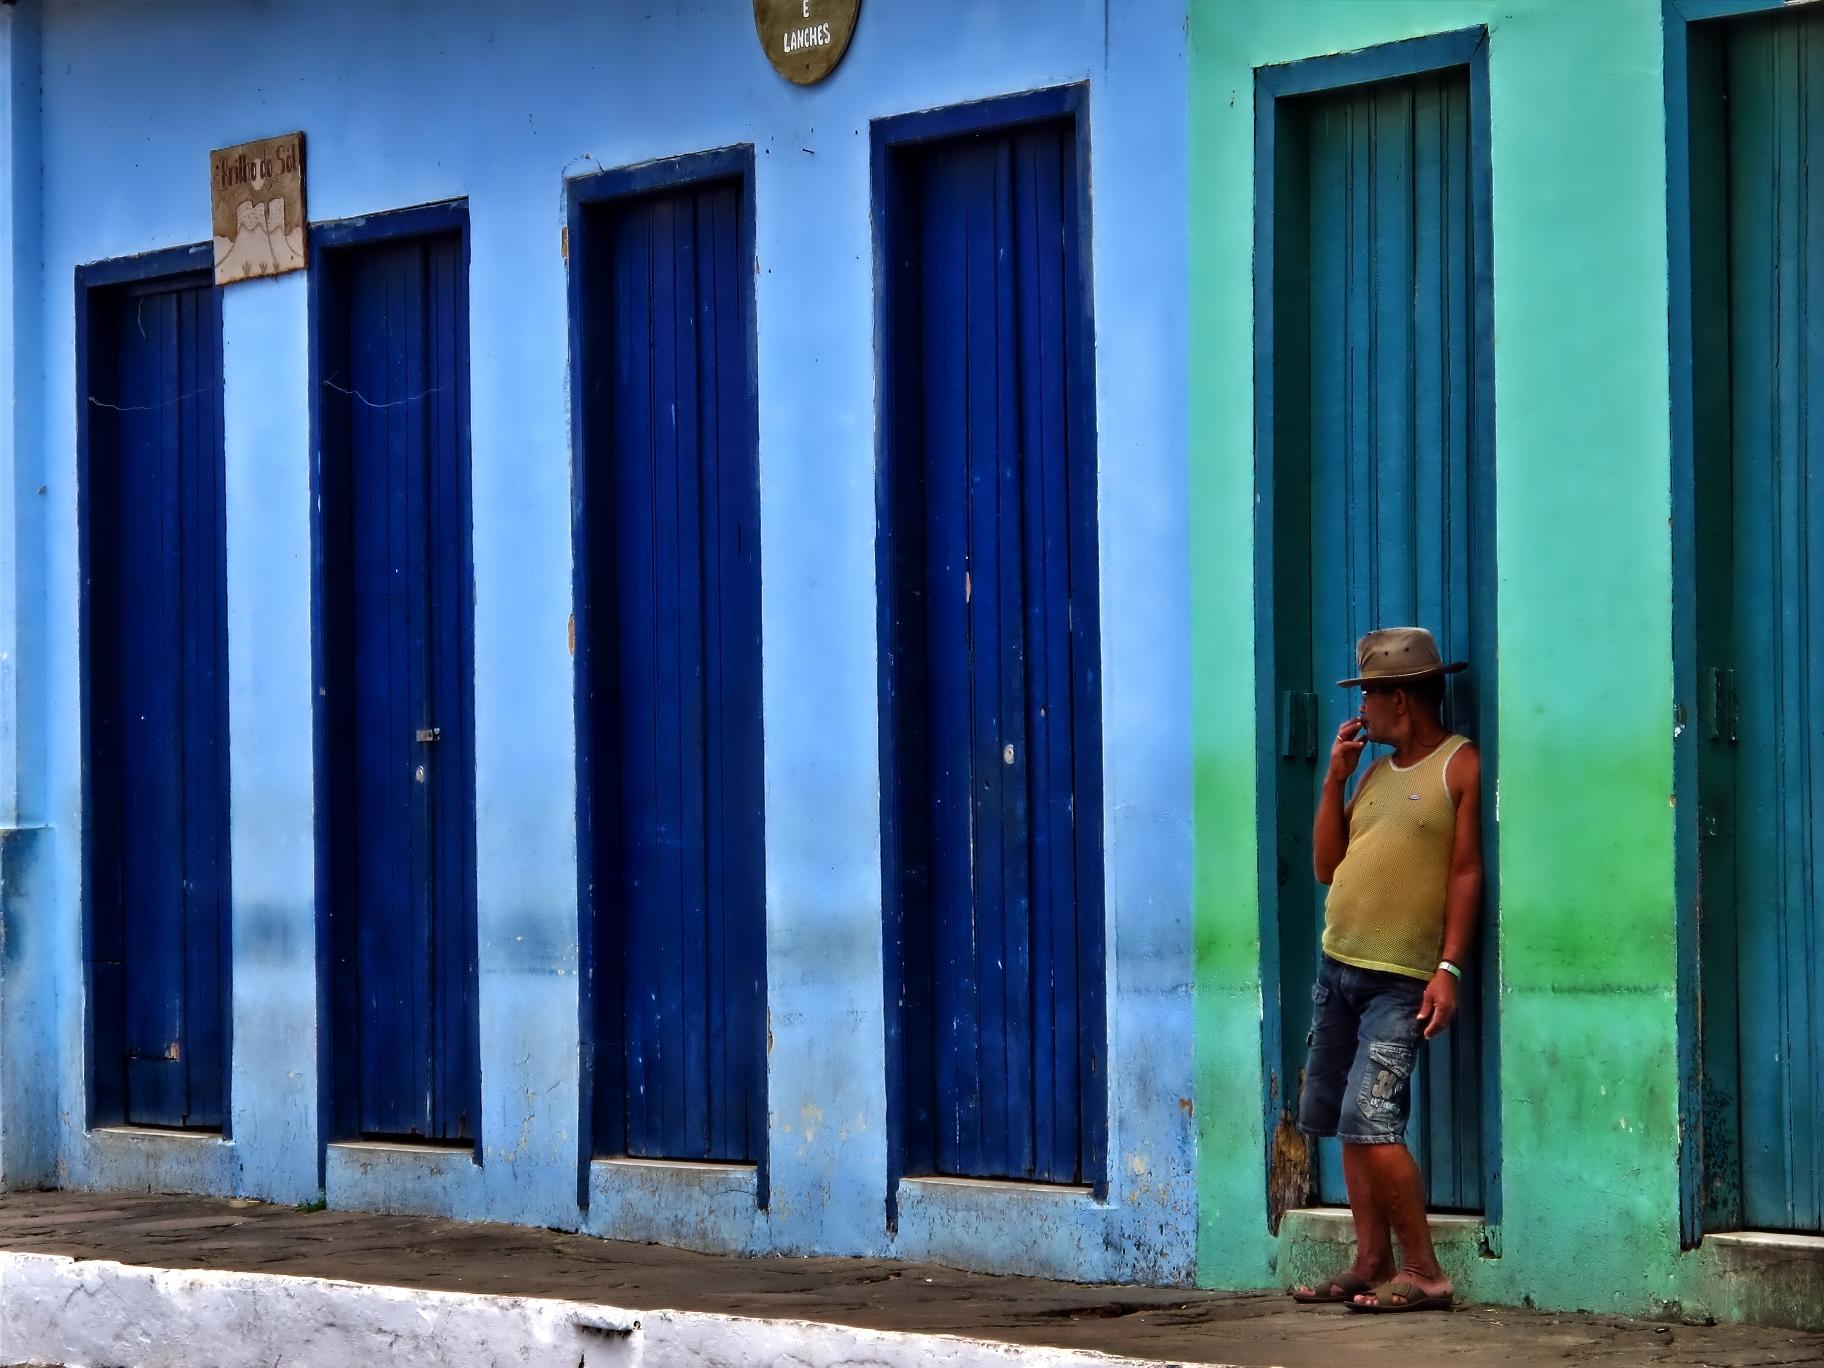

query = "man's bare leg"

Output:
[[1342, 1142, 1396, 1280], [1291, 1145, 1394, 1298], [1350, 1142, 1452, 1306]]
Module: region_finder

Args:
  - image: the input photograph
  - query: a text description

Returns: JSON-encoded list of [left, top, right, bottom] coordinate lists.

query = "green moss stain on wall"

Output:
[[1190, 0, 1684, 1310]]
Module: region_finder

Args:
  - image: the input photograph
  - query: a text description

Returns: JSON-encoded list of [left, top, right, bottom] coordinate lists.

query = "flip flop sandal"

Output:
[[1289, 1270, 1374, 1304], [1344, 1279, 1455, 1313]]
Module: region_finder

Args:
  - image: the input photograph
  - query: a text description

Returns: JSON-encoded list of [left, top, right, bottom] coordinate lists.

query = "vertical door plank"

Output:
[[426, 234, 476, 1141], [87, 290, 128, 1123], [644, 200, 688, 1158], [399, 244, 435, 1140], [966, 138, 1011, 1178], [697, 191, 730, 1162], [125, 289, 185, 1125], [671, 194, 712, 1162], [1731, 18, 1794, 1231], [1019, 126, 1073, 1183], [1727, 19, 1780, 1229], [178, 281, 227, 1128], [920, 148, 981, 1178], [612, 202, 661, 1153], [887, 150, 939, 1178], [1802, 20, 1824, 1230], [996, 137, 1036, 1181], [586, 211, 628, 1156], [1058, 122, 1106, 1188]]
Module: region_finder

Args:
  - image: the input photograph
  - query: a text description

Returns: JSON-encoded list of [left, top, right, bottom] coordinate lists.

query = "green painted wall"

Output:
[[1190, 0, 1703, 1316]]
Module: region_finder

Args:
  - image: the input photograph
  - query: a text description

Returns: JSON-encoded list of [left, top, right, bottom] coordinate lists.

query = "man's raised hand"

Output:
[[1327, 717, 1367, 785]]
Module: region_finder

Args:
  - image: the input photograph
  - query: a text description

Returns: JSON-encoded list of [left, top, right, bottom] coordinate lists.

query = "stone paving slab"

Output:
[[0, 1189, 1820, 1366]]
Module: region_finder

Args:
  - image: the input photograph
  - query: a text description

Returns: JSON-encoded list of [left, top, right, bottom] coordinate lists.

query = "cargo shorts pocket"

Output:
[[1356, 1039, 1416, 1128], [1307, 978, 1332, 1045]]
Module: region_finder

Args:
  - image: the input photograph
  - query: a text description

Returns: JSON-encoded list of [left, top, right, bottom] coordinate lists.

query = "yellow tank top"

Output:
[[1322, 735, 1469, 981]]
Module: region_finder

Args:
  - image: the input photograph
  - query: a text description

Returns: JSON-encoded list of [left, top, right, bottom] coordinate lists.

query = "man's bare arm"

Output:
[[1418, 743, 1482, 1039], [1313, 718, 1367, 884], [1439, 744, 1483, 966]]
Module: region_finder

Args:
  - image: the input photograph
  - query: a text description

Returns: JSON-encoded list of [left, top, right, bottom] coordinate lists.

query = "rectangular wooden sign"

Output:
[[210, 133, 306, 286]]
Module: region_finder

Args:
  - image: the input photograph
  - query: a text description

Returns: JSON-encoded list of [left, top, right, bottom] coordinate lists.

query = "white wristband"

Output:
[[1438, 960, 1462, 981]]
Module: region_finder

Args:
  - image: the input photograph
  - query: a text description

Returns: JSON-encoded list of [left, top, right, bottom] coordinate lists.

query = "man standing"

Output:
[[1289, 627, 1483, 1314]]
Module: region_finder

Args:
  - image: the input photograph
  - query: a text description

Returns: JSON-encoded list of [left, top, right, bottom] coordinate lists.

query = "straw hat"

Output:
[[1336, 627, 1468, 688]]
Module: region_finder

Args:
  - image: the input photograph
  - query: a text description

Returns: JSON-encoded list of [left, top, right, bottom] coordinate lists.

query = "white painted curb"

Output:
[[0, 1251, 1223, 1367]]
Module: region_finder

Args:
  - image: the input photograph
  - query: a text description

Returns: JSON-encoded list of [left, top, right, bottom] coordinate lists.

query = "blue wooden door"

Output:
[[1269, 70, 1493, 1211], [85, 266, 228, 1130], [1694, 10, 1824, 1234], [575, 173, 765, 1163], [318, 221, 478, 1145], [881, 116, 1105, 1186]]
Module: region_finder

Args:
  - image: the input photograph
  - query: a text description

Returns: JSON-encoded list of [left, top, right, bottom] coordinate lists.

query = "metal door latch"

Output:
[[415, 726, 441, 743]]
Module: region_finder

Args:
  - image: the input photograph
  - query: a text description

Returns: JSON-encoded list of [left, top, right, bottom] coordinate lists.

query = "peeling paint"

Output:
[[799, 1103, 824, 1148]]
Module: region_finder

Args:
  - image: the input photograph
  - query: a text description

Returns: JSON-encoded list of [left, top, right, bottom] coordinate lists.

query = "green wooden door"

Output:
[[1695, 10, 1824, 1235], [1267, 67, 1494, 1212]]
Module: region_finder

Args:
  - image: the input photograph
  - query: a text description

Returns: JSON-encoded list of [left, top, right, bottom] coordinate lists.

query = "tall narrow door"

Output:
[[318, 223, 477, 1145], [86, 267, 228, 1130], [1696, 9, 1824, 1234], [881, 116, 1105, 1186], [1268, 69, 1493, 1210], [576, 173, 765, 1163]]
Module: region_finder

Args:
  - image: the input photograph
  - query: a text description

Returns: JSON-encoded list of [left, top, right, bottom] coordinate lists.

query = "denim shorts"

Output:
[[1297, 954, 1426, 1146]]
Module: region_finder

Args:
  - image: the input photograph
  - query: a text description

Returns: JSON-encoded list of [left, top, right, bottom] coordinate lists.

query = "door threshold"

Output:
[[594, 1156, 756, 1174], [1289, 1205, 1483, 1226], [902, 1174, 1094, 1196], [91, 1125, 225, 1144], [331, 1139, 478, 1162], [1706, 1229, 1824, 1252]]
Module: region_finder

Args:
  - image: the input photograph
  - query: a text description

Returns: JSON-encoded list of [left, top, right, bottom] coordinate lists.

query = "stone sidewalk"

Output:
[[0, 1189, 1819, 1366]]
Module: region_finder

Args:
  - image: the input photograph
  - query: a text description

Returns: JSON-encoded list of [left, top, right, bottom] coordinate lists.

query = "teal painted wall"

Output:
[[1191, 0, 1716, 1317]]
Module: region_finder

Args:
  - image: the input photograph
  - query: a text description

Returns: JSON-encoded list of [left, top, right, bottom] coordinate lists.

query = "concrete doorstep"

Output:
[[0, 1191, 1819, 1367]]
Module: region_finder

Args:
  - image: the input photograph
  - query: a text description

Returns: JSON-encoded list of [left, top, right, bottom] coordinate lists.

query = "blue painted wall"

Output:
[[0, 0, 55, 1193], [0, 0, 1192, 1283]]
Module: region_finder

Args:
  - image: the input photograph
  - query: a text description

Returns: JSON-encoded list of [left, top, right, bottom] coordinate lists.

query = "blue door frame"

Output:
[[1252, 29, 1499, 1231], [873, 84, 1107, 1222], [310, 200, 480, 1157], [78, 241, 231, 1133], [566, 146, 768, 1207], [1666, 0, 1824, 1243]]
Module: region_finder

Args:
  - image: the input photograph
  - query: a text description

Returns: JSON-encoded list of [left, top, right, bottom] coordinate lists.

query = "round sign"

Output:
[[753, 0, 862, 86]]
